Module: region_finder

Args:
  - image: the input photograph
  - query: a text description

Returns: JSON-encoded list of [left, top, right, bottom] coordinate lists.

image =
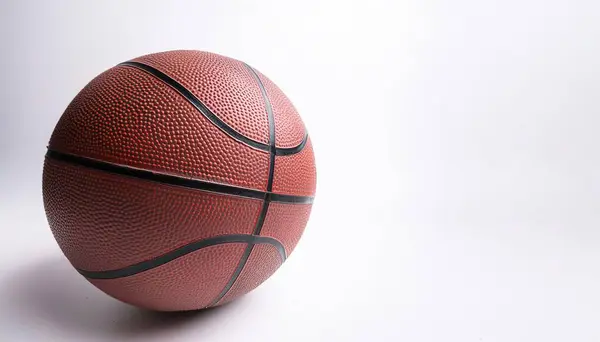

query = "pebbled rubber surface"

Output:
[[272, 137, 317, 197], [43, 50, 317, 311], [260, 202, 314, 256], [89, 243, 247, 311], [43, 158, 261, 271], [255, 69, 307, 149], [132, 50, 270, 144], [49, 65, 270, 190], [217, 243, 283, 305]]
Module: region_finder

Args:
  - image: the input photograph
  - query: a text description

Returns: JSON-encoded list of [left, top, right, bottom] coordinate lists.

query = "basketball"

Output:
[[42, 50, 316, 311]]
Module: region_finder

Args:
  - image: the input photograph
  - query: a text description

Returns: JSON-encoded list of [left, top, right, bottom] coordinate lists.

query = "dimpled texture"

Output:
[[49, 65, 270, 190], [43, 158, 262, 271], [89, 244, 247, 311], [43, 50, 317, 311], [132, 50, 270, 144], [256, 70, 306, 148], [260, 203, 314, 256], [217, 244, 283, 305], [273, 138, 317, 197]]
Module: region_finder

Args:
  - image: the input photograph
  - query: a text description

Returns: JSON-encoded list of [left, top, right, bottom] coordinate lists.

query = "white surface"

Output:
[[1, 0, 600, 341]]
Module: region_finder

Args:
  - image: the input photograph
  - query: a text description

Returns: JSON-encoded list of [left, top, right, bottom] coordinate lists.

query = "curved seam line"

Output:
[[45, 150, 314, 204], [276, 133, 308, 156], [208, 64, 277, 306], [76, 234, 287, 280], [118, 61, 308, 155]]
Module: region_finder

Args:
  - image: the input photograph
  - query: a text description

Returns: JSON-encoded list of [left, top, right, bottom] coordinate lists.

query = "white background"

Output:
[[1, 0, 600, 341]]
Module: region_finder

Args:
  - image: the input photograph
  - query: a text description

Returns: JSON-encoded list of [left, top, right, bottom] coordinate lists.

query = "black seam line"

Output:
[[119, 61, 267, 151], [252, 199, 271, 236], [45, 150, 314, 204], [245, 63, 275, 234], [207, 243, 253, 307], [208, 64, 277, 307], [246, 63, 275, 193], [208, 199, 272, 308], [77, 234, 287, 280], [275, 134, 308, 156], [118, 61, 308, 156]]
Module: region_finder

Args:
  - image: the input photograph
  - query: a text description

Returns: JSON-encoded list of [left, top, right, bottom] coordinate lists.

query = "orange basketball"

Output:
[[42, 50, 316, 311]]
